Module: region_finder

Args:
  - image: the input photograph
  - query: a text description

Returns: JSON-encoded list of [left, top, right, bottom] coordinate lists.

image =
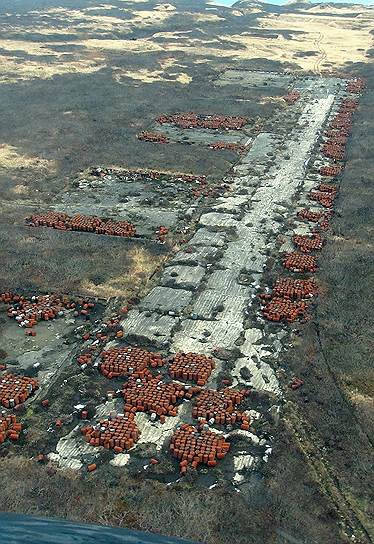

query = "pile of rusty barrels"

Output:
[[1, 292, 95, 332], [28, 211, 136, 237], [260, 295, 310, 323], [260, 85, 363, 325], [137, 131, 169, 143], [319, 165, 342, 177], [297, 209, 331, 230], [283, 90, 301, 105], [347, 78, 366, 94], [282, 252, 318, 273], [170, 424, 230, 473], [272, 278, 317, 299], [309, 183, 338, 209], [99, 347, 165, 379], [0, 414, 22, 443], [192, 388, 250, 430], [81, 414, 139, 453], [292, 233, 324, 253], [168, 353, 215, 386], [0, 373, 39, 408], [122, 375, 200, 423], [156, 112, 248, 130]]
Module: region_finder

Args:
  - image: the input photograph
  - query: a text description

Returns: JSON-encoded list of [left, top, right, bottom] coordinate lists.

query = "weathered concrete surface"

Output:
[[160, 264, 206, 291], [170, 245, 222, 267], [139, 286, 193, 315], [122, 310, 177, 347], [51, 426, 95, 470], [187, 227, 227, 247]]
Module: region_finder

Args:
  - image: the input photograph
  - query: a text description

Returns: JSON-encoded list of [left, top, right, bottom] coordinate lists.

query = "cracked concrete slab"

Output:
[[139, 286, 193, 315], [122, 310, 177, 347], [188, 227, 227, 247], [198, 212, 240, 230], [170, 245, 222, 267], [160, 264, 206, 291]]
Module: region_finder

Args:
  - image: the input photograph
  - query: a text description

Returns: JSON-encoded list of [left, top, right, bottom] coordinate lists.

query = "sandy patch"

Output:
[[113, 66, 191, 84], [0, 54, 105, 83], [0, 144, 56, 173], [82, 38, 162, 53]]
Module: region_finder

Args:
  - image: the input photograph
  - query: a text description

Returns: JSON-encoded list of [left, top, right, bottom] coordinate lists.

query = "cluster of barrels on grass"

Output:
[[137, 112, 249, 151], [155, 113, 248, 131], [0, 373, 39, 409], [90, 167, 207, 186], [1, 292, 96, 335], [79, 346, 250, 472], [27, 211, 136, 238], [259, 78, 365, 325], [0, 414, 23, 444]]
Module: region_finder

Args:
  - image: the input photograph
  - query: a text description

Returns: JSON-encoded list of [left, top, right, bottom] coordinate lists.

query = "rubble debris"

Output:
[[292, 233, 324, 253], [156, 112, 248, 130], [208, 142, 247, 153], [0, 414, 22, 443], [0, 373, 39, 408], [122, 375, 199, 422], [283, 252, 318, 273], [137, 131, 169, 143], [282, 90, 300, 105], [99, 346, 165, 379], [27, 212, 136, 238], [89, 168, 207, 185], [81, 414, 140, 452], [76, 316, 124, 368], [192, 388, 250, 430], [170, 424, 230, 473], [168, 352, 215, 386]]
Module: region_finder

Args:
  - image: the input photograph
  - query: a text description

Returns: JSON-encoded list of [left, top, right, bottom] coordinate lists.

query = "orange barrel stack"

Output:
[[168, 352, 215, 386], [292, 233, 324, 253], [0, 373, 39, 408], [81, 414, 140, 452], [99, 346, 165, 379], [260, 296, 310, 323], [170, 424, 230, 473], [282, 252, 318, 273], [192, 388, 250, 430], [122, 375, 200, 422], [309, 190, 336, 208], [347, 78, 366, 94], [137, 131, 169, 143], [319, 165, 342, 177], [27, 211, 136, 238], [156, 112, 248, 130], [271, 278, 317, 299], [282, 90, 300, 105], [1, 292, 95, 330], [0, 414, 22, 443], [296, 209, 331, 231]]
